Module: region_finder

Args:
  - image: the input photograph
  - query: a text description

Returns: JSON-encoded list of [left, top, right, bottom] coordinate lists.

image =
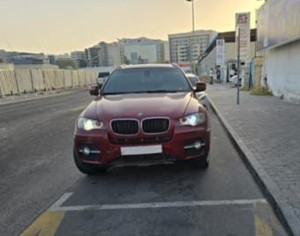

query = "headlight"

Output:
[[78, 118, 103, 131], [179, 112, 206, 126]]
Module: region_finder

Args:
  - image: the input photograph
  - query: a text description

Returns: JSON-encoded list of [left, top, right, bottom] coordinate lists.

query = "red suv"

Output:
[[73, 64, 210, 174]]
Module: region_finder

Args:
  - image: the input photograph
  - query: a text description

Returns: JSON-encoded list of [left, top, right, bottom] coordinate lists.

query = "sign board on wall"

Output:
[[235, 12, 251, 63], [216, 39, 225, 66], [257, 0, 300, 51]]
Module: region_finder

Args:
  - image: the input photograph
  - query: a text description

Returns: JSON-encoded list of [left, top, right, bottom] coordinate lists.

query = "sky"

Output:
[[0, 0, 264, 54]]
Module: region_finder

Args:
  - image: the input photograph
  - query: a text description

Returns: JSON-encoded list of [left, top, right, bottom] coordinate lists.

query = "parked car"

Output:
[[74, 64, 211, 174], [97, 72, 110, 85], [185, 73, 209, 109], [229, 74, 242, 87]]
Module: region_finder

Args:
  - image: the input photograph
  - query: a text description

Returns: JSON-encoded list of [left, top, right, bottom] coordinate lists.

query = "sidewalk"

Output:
[[207, 84, 300, 235]]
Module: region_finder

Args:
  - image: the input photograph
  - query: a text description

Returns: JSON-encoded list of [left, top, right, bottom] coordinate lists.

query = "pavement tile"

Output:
[[207, 83, 300, 235]]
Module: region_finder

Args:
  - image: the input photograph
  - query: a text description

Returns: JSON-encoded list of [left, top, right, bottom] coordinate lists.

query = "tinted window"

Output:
[[102, 68, 191, 94]]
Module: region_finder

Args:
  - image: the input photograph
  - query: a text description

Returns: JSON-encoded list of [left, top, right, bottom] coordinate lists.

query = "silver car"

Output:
[[185, 73, 208, 109]]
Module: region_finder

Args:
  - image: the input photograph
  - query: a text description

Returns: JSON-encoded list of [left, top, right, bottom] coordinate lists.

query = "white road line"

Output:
[[48, 194, 267, 212], [49, 192, 73, 210]]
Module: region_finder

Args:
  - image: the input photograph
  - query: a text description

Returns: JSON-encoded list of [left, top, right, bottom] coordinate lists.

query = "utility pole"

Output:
[[237, 27, 241, 105], [186, 0, 195, 72]]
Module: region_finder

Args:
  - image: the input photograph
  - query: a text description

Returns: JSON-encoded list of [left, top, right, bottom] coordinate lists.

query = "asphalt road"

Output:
[[0, 90, 287, 236]]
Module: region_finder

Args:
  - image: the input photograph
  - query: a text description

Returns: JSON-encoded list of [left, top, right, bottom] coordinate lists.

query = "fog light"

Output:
[[194, 141, 202, 150], [83, 147, 90, 156]]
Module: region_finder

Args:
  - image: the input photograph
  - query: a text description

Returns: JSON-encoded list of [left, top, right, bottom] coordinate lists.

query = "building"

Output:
[[257, 0, 300, 102], [168, 30, 217, 63], [85, 42, 122, 68], [118, 38, 165, 65], [0, 50, 58, 69], [0, 50, 19, 63], [10, 52, 56, 69], [48, 55, 55, 65], [164, 41, 170, 63], [13, 56, 44, 65], [71, 51, 87, 68], [85, 46, 101, 67], [54, 54, 75, 69], [198, 29, 257, 79], [98, 42, 121, 67], [0, 50, 5, 63], [84, 38, 166, 67]]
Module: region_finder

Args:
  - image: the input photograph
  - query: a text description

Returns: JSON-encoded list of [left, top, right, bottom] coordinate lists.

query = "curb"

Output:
[[208, 96, 300, 236], [0, 88, 84, 107]]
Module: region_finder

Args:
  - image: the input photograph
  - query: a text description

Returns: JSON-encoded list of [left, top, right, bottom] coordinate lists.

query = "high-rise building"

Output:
[[71, 51, 86, 68], [85, 46, 101, 67], [168, 30, 217, 63], [118, 38, 165, 65], [85, 42, 121, 67], [98, 42, 121, 67], [163, 41, 170, 63]]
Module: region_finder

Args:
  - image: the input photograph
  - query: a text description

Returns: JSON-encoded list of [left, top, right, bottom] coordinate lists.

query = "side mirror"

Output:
[[195, 82, 206, 92], [89, 85, 100, 96]]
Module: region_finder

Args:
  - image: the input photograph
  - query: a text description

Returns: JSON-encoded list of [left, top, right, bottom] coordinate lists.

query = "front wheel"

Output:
[[190, 153, 210, 169]]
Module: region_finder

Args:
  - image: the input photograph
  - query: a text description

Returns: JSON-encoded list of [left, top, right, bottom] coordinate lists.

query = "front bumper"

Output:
[[74, 126, 210, 166]]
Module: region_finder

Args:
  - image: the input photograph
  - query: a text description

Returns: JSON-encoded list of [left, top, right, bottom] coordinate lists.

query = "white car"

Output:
[[97, 72, 110, 85], [229, 75, 238, 85], [229, 74, 242, 87], [185, 73, 209, 109]]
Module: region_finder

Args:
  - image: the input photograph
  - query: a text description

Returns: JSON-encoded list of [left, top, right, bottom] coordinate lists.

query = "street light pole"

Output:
[[186, 0, 195, 34], [186, 0, 195, 72], [237, 27, 241, 105], [192, 0, 195, 33]]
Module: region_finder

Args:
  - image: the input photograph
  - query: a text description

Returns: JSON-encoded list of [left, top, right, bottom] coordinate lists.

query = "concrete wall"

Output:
[[0, 63, 14, 70], [0, 69, 97, 97], [81, 66, 116, 74], [263, 39, 300, 102], [14, 64, 59, 69]]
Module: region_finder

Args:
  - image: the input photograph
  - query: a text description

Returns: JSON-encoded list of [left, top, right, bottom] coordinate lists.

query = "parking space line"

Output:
[[49, 192, 73, 211], [48, 193, 267, 212]]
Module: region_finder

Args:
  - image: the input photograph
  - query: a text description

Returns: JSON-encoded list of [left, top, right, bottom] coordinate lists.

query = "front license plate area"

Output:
[[121, 145, 163, 156]]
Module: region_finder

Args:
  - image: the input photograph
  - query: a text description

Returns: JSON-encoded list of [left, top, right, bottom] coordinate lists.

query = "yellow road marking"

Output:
[[255, 215, 273, 236], [20, 211, 65, 236]]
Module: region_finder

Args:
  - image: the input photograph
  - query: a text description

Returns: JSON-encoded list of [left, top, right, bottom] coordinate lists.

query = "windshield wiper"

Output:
[[102, 92, 133, 95], [142, 90, 184, 93], [102, 90, 189, 95]]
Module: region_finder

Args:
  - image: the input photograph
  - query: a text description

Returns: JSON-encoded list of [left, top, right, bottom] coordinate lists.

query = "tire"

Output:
[[190, 153, 210, 169], [73, 154, 109, 175]]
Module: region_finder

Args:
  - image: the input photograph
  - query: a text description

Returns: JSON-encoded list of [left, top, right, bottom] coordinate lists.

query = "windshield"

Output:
[[102, 68, 192, 95]]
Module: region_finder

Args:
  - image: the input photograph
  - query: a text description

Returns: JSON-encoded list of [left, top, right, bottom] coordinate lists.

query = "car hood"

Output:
[[84, 92, 196, 121]]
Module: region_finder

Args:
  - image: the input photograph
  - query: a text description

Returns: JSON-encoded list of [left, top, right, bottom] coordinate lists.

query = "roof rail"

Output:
[[172, 63, 180, 68]]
